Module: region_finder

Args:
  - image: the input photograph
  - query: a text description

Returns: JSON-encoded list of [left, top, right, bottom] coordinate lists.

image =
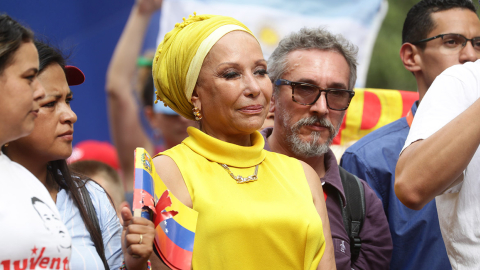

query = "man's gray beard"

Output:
[[281, 110, 339, 158]]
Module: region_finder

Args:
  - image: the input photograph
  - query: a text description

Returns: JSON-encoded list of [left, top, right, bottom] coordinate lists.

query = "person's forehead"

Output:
[[209, 31, 261, 60], [217, 30, 257, 45], [44, 88, 72, 98], [284, 49, 349, 84], [428, 8, 480, 36], [38, 64, 71, 96], [285, 49, 347, 67], [39, 63, 66, 80], [8, 42, 38, 73]]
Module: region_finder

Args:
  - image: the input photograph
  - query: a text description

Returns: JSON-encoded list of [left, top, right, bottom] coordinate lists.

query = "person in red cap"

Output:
[[5, 41, 155, 270], [68, 140, 120, 171], [68, 141, 131, 220]]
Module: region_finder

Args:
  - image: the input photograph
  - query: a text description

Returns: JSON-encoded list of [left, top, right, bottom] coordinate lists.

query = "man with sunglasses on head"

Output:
[[340, 0, 480, 269], [263, 27, 392, 270]]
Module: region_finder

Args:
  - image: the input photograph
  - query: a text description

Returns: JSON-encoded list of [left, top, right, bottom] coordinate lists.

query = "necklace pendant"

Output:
[[235, 175, 257, 184]]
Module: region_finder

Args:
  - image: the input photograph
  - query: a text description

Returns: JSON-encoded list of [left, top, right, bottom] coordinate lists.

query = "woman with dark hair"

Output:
[[0, 14, 44, 146], [0, 14, 72, 267], [4, 41, 155, 270]]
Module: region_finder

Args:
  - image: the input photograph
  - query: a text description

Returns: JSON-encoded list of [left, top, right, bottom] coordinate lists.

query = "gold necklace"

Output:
[[220, 163, 259, 184]]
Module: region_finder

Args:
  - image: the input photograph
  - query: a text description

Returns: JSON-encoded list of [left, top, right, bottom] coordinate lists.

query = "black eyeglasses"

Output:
[[275, 79, 355, 111], [412, 33, 480, 53]]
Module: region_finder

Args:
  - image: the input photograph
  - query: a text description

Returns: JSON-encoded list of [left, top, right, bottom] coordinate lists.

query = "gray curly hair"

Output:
[[268, 27, 358, 95]]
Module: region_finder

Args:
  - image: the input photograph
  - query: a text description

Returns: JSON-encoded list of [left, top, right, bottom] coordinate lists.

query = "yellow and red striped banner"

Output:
[[333, 88, 418, 145]]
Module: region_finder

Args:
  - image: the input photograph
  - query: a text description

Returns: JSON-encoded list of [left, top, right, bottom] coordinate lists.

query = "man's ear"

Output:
[[400, 43, 422, 73], [269, 94, 276, 113]]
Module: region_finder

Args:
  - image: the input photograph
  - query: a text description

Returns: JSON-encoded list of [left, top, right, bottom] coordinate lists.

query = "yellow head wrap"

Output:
[[152, 13, 256, 120]]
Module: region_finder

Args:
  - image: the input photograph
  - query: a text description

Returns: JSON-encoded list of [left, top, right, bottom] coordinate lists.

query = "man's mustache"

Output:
[[291, 115, 336, 137]]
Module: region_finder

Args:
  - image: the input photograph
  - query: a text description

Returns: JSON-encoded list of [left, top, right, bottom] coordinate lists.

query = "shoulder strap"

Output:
[[79, 183, 110, 270], [338, 166, 366, 262]]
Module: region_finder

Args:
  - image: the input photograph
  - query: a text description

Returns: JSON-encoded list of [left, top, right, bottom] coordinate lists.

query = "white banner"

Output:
[[158, 0, 388, 88]]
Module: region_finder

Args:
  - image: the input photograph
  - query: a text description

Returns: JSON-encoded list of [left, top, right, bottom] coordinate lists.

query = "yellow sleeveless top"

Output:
[[161, 127, 325, 269]]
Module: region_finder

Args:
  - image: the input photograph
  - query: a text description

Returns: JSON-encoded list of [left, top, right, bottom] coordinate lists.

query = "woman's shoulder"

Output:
[[58, 175, 118, 227], [85, 181, 117, 217], [70, 175, 109, 203], [152, 154, 193, 208], [84, 180, 107, 196], [69, 175, 117, 220]]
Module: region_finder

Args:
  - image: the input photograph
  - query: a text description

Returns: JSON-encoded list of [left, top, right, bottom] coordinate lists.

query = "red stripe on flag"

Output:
[[132, 189, 155, 210], [155, 225, 193, 270]]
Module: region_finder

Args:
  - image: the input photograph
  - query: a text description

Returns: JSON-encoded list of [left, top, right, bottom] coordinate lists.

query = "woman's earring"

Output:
[[3, 143, 8, 147], [192, 107, 202, 121]]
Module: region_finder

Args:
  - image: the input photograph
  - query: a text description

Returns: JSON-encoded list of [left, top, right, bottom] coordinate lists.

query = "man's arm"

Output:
[[353, 181, 392, 269], [105, 0, 162, 191], [395, 75, 480, 210]]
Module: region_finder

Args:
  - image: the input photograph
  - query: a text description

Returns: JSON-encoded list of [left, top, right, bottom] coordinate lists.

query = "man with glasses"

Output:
[[340, 0, 480, 269], [263, 27, 392, 269], [396, 46, 480, 270]]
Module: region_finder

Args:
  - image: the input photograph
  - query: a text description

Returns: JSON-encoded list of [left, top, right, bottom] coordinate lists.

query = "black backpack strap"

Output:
[[79, 183, 110, 270], [338, 166, 366, 262]]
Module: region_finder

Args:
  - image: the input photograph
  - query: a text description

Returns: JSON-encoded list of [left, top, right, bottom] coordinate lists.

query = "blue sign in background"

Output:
[[1, 1, 160, 146]]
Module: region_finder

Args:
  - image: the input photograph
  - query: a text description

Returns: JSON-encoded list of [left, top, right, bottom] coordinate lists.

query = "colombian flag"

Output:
[[133, 148, 198, 270]]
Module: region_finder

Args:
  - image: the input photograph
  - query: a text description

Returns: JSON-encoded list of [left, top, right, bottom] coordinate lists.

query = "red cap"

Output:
[[65, 65, 85, 86], [67, 140, 120, 171]]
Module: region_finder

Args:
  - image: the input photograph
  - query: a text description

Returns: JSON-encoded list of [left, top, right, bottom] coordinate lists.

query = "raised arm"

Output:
[[301, 161, 336, 270], [395, 78, 480, 210], [105, 0, 162, 191]]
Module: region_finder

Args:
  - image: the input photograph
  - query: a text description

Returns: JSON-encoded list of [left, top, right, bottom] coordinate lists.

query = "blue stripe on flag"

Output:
[[160, 218, 195, 252], [135, 168, 154, 195]]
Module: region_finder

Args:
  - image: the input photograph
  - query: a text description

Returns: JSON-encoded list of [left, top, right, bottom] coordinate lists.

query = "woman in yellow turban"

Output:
[[152, 14, 335, 269]]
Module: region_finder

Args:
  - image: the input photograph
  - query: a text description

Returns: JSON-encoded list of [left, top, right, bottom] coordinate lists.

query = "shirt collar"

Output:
[[411, 100, 418, 116], [322, 148, 347, 205], [183, 127, 266, 167]]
